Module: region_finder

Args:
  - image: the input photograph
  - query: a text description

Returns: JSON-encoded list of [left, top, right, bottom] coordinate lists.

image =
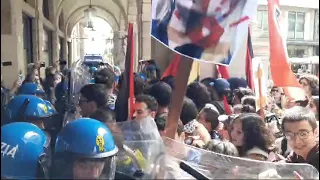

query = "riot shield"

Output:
[[109, 118, 166, 179], [163, 137, 319, 179], [63, 59, 92, 126]]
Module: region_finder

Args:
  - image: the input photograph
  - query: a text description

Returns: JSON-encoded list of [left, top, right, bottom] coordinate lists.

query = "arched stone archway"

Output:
[[65, 5, 120, 38], [55, 0, 128, 32]]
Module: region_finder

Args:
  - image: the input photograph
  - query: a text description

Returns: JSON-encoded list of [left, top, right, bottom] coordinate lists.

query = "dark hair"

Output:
[[135, 94, 158, 112], [155, 115, 167, 132], [299, 74, 319, 92], [134, 73, 146, 96], [186, 82, 212, 111], [204, 139, 239, 156], [94, 68, 115, 89], [146, 82, 172, 107], [201, 108, 219, 131], [201, 77, 219, 101], [282, 106, 318, 130], [89, 107, 116, 124], [295, 99, 309, 107], [234, 88, 254, 103], [280, 137, 289, 156], [231, 113, 276, 156], [241, 104, 256, 113], [80, 84, 108, 108], [161, 76, 175, 90], [311, 96, 319, 115], [180, 97, 198, 125], [118, 73, 146, 96], [241, 96, 256, 111]]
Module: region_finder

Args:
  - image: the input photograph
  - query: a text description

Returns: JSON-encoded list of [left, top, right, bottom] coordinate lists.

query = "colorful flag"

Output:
[[151, 0, 258, 64], [246, 27, 254, 92], [216, 65, 232, 115], [267, 0, 306, 101], [161, 54, 181, 79], [115, 23, 135, 121]]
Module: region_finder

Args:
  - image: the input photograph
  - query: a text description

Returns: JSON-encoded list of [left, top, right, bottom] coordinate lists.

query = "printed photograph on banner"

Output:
[[151, 0, 258, 65]]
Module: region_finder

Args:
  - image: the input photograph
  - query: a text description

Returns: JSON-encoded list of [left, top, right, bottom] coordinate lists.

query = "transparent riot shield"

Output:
[[63, 59, 91, 126], [108, 118, 166, 179], [162, 137, 319, 179]]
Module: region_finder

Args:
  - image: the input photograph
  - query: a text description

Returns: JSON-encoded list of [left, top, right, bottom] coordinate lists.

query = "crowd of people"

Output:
[[1, 59, 319, 179]]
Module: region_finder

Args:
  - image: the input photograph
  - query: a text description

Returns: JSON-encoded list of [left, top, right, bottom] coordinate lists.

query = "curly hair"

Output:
[[231, 113, 276, 156], [299, 74, 319, 95]]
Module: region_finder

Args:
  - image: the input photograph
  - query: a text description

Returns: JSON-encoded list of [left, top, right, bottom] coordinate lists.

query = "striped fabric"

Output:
[[152, 0, 258, 65]]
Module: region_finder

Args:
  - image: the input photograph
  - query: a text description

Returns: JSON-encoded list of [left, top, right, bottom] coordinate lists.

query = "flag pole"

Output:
[[257, 63, 265, 119], [165, 55, 193, 139]]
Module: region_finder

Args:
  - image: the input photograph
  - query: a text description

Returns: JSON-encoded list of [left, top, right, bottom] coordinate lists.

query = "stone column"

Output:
[[52, 31, 59, 65], [1, 0, 24, 87], [141, 0, 152, 60], [127, 0, 139, 71], [31, 0, 46, 77]]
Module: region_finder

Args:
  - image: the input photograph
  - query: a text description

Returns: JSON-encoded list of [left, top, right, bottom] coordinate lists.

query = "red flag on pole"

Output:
[[216, 65, 232, 115], [161, 54, 181, 79], [127, 24, 135, 119], [267, 0, 305, 101], [115, 23, 135, 121], [246, 27, 255, 92]]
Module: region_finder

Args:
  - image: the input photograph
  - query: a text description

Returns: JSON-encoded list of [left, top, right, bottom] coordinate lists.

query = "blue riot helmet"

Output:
[[18, 82, 46, 98], [51, 118, 118, 179], [43, 100, 57, 115], [138, 73, 147, 82], [4, 95, 59, 131], [89, 66, 98, 74], [1, 122, 51, 179]]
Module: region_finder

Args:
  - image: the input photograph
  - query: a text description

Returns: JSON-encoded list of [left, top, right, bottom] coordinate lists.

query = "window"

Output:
[[22, 14, 33, 64], [288, 12, 305, 39], [257, 10, 268, 30], [287, 45, 306, 58], [43, 28, 52, 65], [42, 0, 49, 20]]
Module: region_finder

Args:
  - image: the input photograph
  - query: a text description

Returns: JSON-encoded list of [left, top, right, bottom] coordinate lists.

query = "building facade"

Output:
[[251, 0, 319, 78], [1, 0, 153, 87]]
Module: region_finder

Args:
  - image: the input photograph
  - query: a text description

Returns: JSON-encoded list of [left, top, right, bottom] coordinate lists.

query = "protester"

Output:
[[186, 82, 212, 111], [78, 84, 109, 117], [299, 74, 319, 98], [196, 103, 221, 140], [281, 106, 319, 171], [233, 88, 254, 105], [204, 139, 239, 156], [133, 94, 158, 121], [161, 75, 175, 90], [145, 81, 172, 118], [180, 97, 211, 144], [229, 113, 277, 159]]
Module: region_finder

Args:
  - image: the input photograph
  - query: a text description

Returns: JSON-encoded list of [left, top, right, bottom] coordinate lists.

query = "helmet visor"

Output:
[[52, 155, 116, 180]]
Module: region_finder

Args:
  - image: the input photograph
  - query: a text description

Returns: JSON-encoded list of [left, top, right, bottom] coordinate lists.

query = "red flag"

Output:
[[268, 0, 305, 101], [128, 24, 135, 119], [217, 65, 230, 79], [246, 27, 254, 92], [161, 54, 181, 79], [216, 65, 232, 115]]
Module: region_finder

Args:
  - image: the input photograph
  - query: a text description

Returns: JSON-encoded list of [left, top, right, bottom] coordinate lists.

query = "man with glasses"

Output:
[[78, 84, 109, 117], [281, 106, 319, 171]]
